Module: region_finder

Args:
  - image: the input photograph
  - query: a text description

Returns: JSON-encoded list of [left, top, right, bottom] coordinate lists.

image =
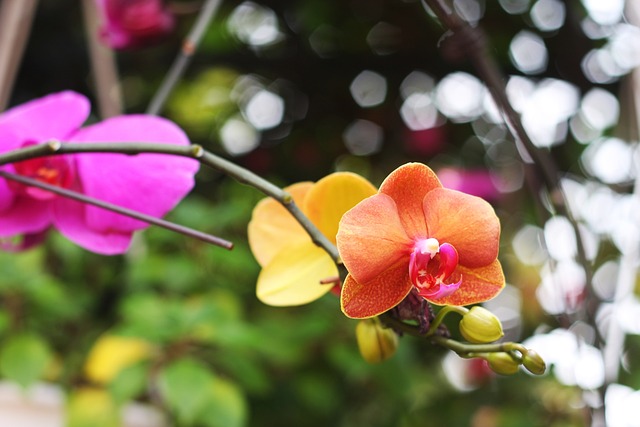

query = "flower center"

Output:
[[9, 142, 75, 201], [408, 237, 462, 300]]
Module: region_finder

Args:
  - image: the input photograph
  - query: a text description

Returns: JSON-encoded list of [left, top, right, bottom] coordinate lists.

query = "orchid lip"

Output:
[[416, 279, 462, 300], [409, 238, 461, 300]]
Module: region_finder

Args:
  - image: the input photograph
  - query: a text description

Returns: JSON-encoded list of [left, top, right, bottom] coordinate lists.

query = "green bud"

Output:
[[459, 306, 504, 344], [522, 349, 546, 375], [487, 352, 520, 375], [355, 318, 398, 364]]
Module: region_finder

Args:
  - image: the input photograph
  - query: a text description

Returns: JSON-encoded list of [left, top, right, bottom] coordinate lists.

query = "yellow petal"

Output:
[[257, 242, 338, 306], [248, 182, 313, 267], [304, 172, 377, 244], [84, 335, 152, 385]]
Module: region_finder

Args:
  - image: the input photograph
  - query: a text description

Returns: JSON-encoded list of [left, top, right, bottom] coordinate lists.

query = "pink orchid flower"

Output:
[[438, 167, 501, 201], [337, 163, 505, 319], [97, 0, 175, 49], [0, 91, 198, 254]]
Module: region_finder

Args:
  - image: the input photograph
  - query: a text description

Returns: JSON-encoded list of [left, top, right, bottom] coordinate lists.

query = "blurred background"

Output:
[[2, 0, 640, 426]]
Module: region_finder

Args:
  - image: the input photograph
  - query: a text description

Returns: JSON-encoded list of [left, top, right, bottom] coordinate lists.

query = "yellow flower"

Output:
[[248, 172, 376, 306], [84, 335, 153, 385]]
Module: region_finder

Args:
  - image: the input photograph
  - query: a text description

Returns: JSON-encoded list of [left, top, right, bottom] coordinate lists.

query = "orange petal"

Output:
[[303, 172, 377, 245], [423, 188, 500, 268], [379, 163, 441, 239], [248, 182, 313, 267], [337, 193, 411, 284], [340, 262, 413, 319], [256, 242, 338, 306], [428, 259, 505, 306]]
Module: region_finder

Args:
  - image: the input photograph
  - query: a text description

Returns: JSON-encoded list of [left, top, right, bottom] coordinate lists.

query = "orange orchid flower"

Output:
[[248, 172, 376, 306], [337, 163, 505, 319]]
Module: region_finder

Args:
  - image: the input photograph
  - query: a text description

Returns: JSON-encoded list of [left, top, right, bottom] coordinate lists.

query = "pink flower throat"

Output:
[[9, 142, 74, 201], [409, 237, 461, 300]]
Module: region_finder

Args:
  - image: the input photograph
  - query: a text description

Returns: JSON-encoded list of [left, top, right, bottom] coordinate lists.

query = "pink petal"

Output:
[[0, 91, 90, 145], [0, 195, 52, 237], [379, 163, 441, 239], [0, 126, 24, 210], [52, 197, 132, 254], [98, 0, 175, 49], [0, 177, 14, 212], [438, 167, 500, 201], [68, 115, 198, 233], [337, 193, 411, 284]]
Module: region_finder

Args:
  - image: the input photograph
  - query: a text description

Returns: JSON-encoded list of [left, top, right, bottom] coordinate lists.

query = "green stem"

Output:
[[0, 170, 233, 249], [0, 140, 340, 262], [430, 335, 526, 356], [425, 305, 468, 336]]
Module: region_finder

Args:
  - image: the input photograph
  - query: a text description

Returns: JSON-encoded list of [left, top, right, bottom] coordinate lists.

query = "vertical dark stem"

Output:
[[146, 0, 223, 115], [0, 0, 39, 111], [81, 0, 123, 118], [422, 0, 594, 310]]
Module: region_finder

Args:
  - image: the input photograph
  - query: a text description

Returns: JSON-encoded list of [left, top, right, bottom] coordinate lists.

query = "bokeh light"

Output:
[[530, 0, 565, 32], [244, 90, 285, 130], [520, 78, 579, 147], [350, 70, 387, 108], [509, 30, 548, 74], [342, 119, 384, 156], [219, 117, 260, 156], [227, 2, 283, 47], [435, 72, 485, 122]]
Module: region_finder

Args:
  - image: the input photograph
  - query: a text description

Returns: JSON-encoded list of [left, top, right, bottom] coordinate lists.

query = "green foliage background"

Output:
[[2, 0, 633, 426]]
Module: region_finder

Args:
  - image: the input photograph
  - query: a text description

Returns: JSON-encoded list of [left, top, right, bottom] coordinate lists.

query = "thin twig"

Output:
[[146, 0, 223, 115], [0, 0, 39, 111], [0, 141, 340, 262], [81, 0, 123, 118], [0, 170, 233, 249], [422, 0, 595, 324], [602, 0, 640, 387]]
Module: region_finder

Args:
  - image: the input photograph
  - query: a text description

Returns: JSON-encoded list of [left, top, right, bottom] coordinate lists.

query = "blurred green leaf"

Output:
[[158, 358, 215, 426], [109, 361, 149, 405], [0, 333, 53, 389], [197, 377, 248, 427]]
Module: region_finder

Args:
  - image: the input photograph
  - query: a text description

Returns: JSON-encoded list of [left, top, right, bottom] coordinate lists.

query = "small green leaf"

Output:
[[109, 362, 149, 405], [0, 333, 53, 388], [158, 358, 214, 425], [197, 378, 248, 427]]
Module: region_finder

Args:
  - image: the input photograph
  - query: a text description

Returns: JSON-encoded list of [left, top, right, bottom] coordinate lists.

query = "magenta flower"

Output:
[[96, 0, 175, 49], [438, 167, 501, 201], [0, 91, 198, 254]]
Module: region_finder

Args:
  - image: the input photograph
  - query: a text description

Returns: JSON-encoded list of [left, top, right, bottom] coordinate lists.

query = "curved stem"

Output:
[[0, 170, 233, 249], [0, 140, 340, 262], [425, 305, 468, 337], [430, 335, 526, 356]]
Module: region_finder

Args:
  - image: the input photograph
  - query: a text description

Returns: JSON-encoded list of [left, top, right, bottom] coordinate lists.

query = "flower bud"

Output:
[[486, 352, 520, 375], [459, 306, 504, 344], [355, 318, 398, 364], [522, 349, 546, 375]]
